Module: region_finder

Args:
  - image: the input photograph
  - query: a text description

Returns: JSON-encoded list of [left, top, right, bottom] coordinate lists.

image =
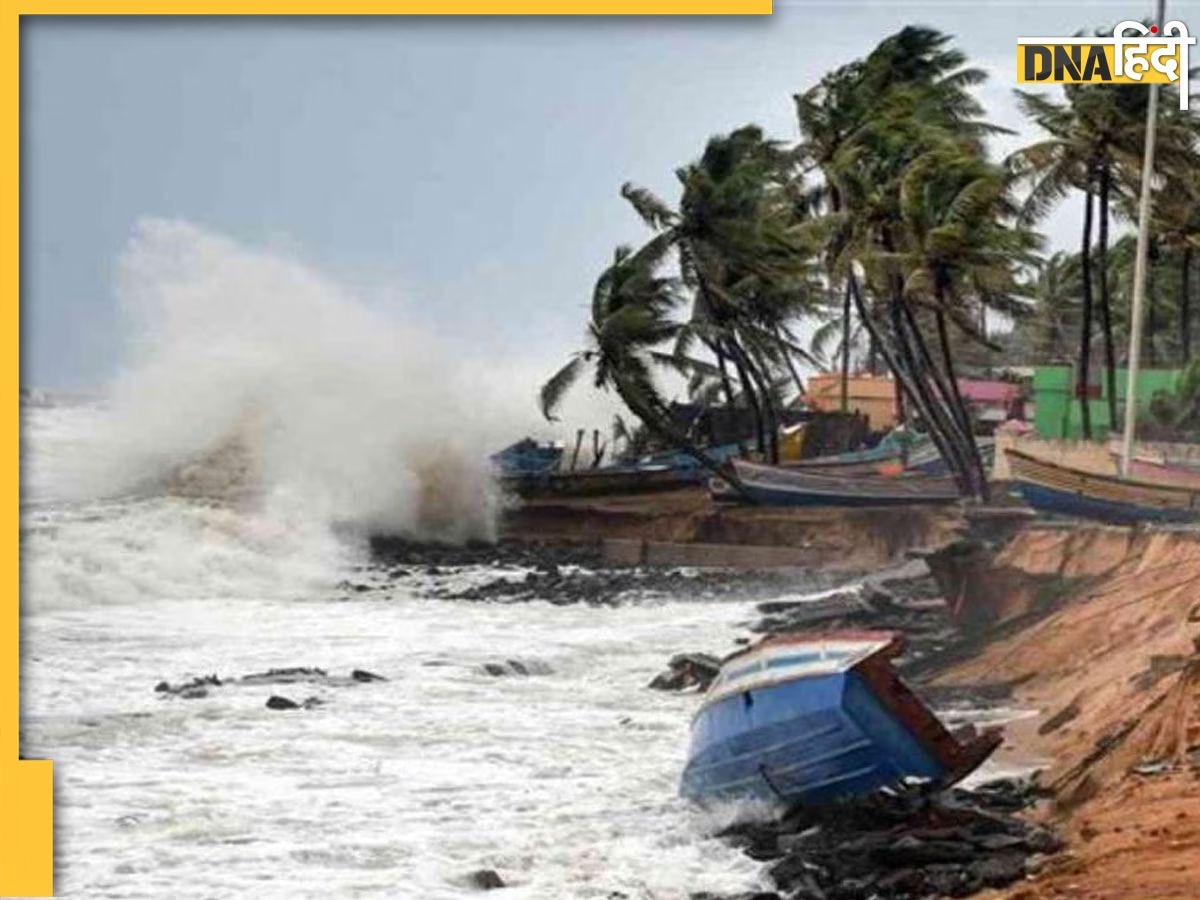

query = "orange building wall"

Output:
[[806, 373, 899, 431]]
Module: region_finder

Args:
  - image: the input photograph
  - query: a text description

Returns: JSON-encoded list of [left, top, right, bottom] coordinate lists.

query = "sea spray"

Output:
[[64, 217, 543, 541]]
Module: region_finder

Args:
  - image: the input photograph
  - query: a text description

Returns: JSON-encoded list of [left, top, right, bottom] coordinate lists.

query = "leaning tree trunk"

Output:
[[738, 341, 781, 465], [883, 264, 974, 495], [1097, 165, 1118, 432], [614, 377, 744, 492], [726, 338, 766, 459], [1182, 247, 1193, 364], [1078, 189, 1095, 440], [893, 295, 977, 496], [848, 275, 975, 497], [934, 302, 990, 501], [711, 340, 748, 457]]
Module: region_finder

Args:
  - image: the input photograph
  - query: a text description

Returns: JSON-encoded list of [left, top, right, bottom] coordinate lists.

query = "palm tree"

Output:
[[621, 125, 821, 463], [1012, 38, 1198, 435], [894, 144, 1037, 494], [814, 28, 1012, 498], [1156, 171, 1200, 364], [1011, 251, 1082, 362], [539, 241, 732, 477]]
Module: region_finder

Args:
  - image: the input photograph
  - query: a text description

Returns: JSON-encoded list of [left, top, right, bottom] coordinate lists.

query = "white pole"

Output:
[[1120, 0, 1166, 477]]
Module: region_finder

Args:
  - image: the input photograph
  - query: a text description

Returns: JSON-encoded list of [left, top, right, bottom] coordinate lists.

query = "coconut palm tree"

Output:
[[538, 241, 732, 477], [1012, 44, 1198, 435], [893, 144, 1037, 496], [621, 125, 822, 463]]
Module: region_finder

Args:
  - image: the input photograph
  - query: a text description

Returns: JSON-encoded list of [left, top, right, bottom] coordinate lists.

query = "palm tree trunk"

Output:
[[1097, 165, 1118, 431], [748, 350, 781, 465], [726, 339, 766, 458], [1182, 247, 1193, 364], [935, 303, 990, 501], [614, 377, 743, 491], [840, 278, 852, 412], [1078, 189, 1095, 440], [893, 295, 976, 496], [848, 275, 972, 497], [711, 340, 747, 456], [773, 325, 807, 397]]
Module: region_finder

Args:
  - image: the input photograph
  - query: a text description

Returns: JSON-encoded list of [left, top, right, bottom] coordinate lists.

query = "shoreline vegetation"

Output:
[[540, 25, 1200, 491]]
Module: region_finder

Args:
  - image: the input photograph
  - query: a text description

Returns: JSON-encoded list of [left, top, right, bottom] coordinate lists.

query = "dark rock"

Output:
[[265, 695, 300, 710], [969, 852, 1027, 887], [648, 652, 721, 692], [1038, 698, 1081, 735], [479, 659, 551, 677], [467, 868, 505, 890], [153, 674, 221, 696], [351, 669, 387, 682], [241, 667, 328, 685]]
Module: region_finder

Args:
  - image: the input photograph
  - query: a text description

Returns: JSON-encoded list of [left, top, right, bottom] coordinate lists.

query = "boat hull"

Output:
[[681, 632, 1000, 807], [682, 671, 943, 804], [727, 459, 960, 508], [1015, 481, 1198, 525], [1006, 449, 1200, 525]]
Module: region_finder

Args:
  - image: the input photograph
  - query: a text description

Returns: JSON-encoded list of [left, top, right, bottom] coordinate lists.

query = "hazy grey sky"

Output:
[[22, 3, 1154, 389]]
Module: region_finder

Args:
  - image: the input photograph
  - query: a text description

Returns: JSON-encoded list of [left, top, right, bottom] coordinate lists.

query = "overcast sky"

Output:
[[22, 2, 1158, 390]]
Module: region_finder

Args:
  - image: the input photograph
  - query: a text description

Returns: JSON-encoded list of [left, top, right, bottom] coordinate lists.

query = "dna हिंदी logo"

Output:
[[1017, 20, 1195, 109]]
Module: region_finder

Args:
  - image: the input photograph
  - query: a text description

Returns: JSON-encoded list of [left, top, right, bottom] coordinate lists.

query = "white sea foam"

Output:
[[18, 223, 770, 898]]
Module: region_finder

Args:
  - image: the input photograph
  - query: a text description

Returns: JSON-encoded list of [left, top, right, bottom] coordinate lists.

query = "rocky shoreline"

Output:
[[363, 534, 1055, 899]]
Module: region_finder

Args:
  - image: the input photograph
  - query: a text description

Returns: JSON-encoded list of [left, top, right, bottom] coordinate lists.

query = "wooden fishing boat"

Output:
[[1106, 452, 1200, 490], [681, 631, 1001, 806], [1006, 449, 1200, 524], [503, 464, 690, 499], [719, 458, 960, 507]]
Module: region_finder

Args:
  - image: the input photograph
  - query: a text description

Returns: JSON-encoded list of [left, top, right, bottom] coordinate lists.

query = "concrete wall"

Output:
[[602, 538, 814, 569]]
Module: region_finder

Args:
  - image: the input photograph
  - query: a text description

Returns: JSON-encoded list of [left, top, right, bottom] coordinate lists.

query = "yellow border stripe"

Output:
[[4, 3, 55, 895], [16, 1, 772, 12]]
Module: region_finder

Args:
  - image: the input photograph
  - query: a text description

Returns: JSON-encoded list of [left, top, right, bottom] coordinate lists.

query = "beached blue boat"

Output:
[[681, 632, 1000, 806], [491, 439, 563, 476], [1006, 449, 1200, 525]]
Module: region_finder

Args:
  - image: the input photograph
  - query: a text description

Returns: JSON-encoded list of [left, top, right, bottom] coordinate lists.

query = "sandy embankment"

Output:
[[505, 490, 1200, 897], [932, 527, 1200, 900]]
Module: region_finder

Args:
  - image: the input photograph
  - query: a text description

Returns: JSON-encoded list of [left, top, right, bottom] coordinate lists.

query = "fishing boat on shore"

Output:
[[716, 458, 960, 507], [680, 631, 1001, 805], [1105, 452, 1200, 490], [503, 464, 689, 499], [502, 443, 743, 499], [1006, 449, 1200, 524]]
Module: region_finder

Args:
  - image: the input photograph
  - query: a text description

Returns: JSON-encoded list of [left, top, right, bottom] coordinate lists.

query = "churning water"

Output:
[[20, 222, 786, 899]]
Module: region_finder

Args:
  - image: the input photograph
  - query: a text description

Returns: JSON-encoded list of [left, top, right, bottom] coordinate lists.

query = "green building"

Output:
[[1033, 365, 1180, 439]]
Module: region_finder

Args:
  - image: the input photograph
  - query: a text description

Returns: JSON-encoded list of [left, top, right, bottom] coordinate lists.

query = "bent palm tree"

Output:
[[539, 241, 734, 479]]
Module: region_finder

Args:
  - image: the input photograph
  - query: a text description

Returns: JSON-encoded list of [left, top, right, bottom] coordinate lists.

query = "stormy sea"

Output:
[[19, 220, 819, 899]]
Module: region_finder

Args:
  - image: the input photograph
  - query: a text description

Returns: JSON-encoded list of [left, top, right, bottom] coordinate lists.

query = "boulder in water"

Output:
[[466, 868, 505, 890], [648, 653, 721, 692]]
